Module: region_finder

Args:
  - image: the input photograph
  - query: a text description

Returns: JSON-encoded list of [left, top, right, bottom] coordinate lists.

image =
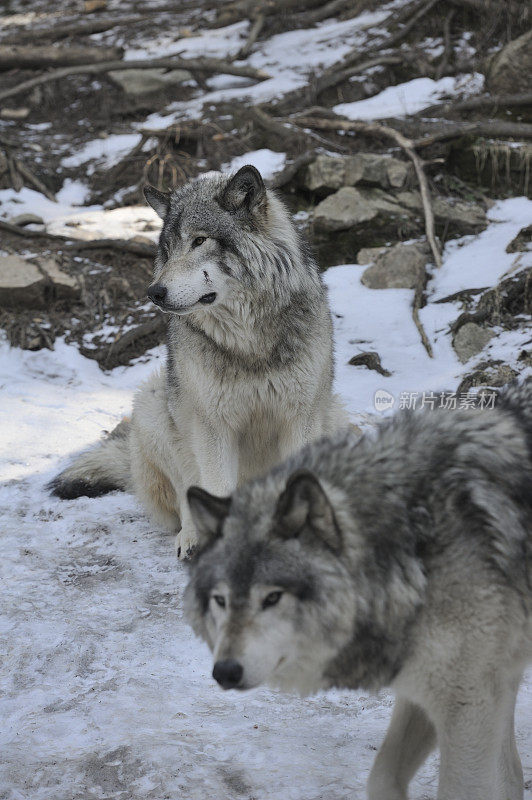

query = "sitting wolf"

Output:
[[185, 378, 532, 800], [50, 166, 347, 558]]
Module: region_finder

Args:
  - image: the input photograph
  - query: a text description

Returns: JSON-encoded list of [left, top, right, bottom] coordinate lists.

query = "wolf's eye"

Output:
[[212, 595, 226, 609], [192, 236, 206, 248], [262, 591, 283, 609]]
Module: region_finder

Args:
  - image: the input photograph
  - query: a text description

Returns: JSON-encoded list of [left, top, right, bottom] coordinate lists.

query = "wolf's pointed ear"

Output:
[[187, 486, 231, 547], [143, 185, 170, 219], [274, 469, 341, 553], [220, 165, 266, 215]]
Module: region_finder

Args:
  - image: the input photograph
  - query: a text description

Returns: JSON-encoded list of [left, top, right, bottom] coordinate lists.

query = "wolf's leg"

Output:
[[435, 697, 504, 800], [129, 370, 183, 531], [367, 697, 436, 800], [176, 417, 238, 559], [496, 675, 523, 800]]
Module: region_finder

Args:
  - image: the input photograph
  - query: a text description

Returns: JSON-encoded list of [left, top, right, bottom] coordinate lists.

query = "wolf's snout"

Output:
[[147, 283, 167, 307], [212, 659, 243, 689]]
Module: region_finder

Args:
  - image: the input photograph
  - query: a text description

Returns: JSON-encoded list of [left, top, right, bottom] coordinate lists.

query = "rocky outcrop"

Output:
[[485, 29, 532, 94], [303, 153, 410, 194], [109, 68, 192, 97], [313, 186, 408, 232], [0, 255, 80, 308], [452, 322, 493, 363], [359, 242, 428, 290]]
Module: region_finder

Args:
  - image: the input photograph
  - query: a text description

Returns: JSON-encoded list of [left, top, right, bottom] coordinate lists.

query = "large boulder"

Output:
[[360, 242, 428, 290], [452, 322, 493, 364], [485, 29, 532, 94], [304, 153, 410, 194], [109, 68, 192, 98], [313, 186, 407, 232], [0, 255, 80, 308], [396, 191, 487, 233]]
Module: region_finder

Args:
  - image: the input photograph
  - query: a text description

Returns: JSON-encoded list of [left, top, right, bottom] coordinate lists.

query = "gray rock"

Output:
[[313, 186, 406, 232], [360, 242, 428, 290], [0, 255, 80, 308], [452, 322, 494, 364], [396, 191, 487, 232], [108, 68, 192, 97], [0, 256, 45, 307], [9, 213, 44, 227], [506, 224, 532, 254], [348, 351, 392, 376], [486, 29, 532, 95], [357, 246, 387, 265], [304, 153, 409, 193], [40, 258, 80, 301]]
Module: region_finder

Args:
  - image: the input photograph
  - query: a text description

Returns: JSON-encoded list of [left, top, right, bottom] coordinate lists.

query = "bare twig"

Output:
[[236, 12, 265, 60], [105, 316, 165, 364], [435, 8, 455, 80], [14, 159, 56, 202], [267, 151, 316, 190], [293, 115, 442, 269], [316, 55, 404, 97], [412, 281, 434, 358], [0, 57, 270, 103], [251, 106, 349, 153]]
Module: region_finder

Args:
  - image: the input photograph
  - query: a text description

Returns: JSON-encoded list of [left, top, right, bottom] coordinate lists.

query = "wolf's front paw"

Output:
[[175, 524, 200, 561]]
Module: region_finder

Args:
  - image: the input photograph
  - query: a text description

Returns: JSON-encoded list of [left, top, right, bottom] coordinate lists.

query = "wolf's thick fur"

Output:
[[185, 378, 532, 799], [49, 166, 348, 557]]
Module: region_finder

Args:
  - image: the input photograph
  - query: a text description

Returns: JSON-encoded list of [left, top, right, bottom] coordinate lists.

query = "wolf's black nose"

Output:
[[213, 659, 243, 689], [147, 283, 167, 306]]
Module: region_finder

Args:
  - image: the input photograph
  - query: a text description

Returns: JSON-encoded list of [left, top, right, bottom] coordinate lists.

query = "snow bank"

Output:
[[334, 73, 484, 120], [222, 149, 286, 179]]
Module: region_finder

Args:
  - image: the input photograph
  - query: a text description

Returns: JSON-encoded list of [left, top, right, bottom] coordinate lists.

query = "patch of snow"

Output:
[[222, 149, 286, 179], [1, 174, 531, 799], [61, 134, 143, 175], [334, 73, 484, 120], [140, 9, 392, 128], [46, 206, 162, 242], [0, 186, 99, 223], [429, 197, 532, 300]]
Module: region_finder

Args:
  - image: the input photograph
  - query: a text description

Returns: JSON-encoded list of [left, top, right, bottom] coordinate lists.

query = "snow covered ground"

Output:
[[1, 197, 531, 799], [1, 3, 531, 794]]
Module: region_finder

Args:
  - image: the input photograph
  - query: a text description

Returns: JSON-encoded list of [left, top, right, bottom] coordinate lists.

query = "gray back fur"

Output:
[[185, 377, 532, 692]]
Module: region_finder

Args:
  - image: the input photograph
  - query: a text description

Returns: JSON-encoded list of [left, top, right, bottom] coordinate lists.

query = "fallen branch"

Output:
[[251, 106, 349, 153], [413, 120, 532, 148], [0, 56, 270, 103], [293, 115, 442, 269], [0, 14, 147, 43], [267, 151, 316, 190], [315, 54, 404, 98], [435, 8, 455, 81], [64, 239, 156, 258], [236, 12, 265, 60], [444, 91, 532, 113], [14, 159, 56, 202], [105, 316, 165, 363], [0, 219, 156, 258], [0, 44, 124, 70], [412, 280, 434, 358]]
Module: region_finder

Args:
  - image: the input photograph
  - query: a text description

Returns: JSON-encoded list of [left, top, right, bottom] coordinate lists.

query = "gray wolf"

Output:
[[184, 377, 532, 799], [49, 166, 348, 558]]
